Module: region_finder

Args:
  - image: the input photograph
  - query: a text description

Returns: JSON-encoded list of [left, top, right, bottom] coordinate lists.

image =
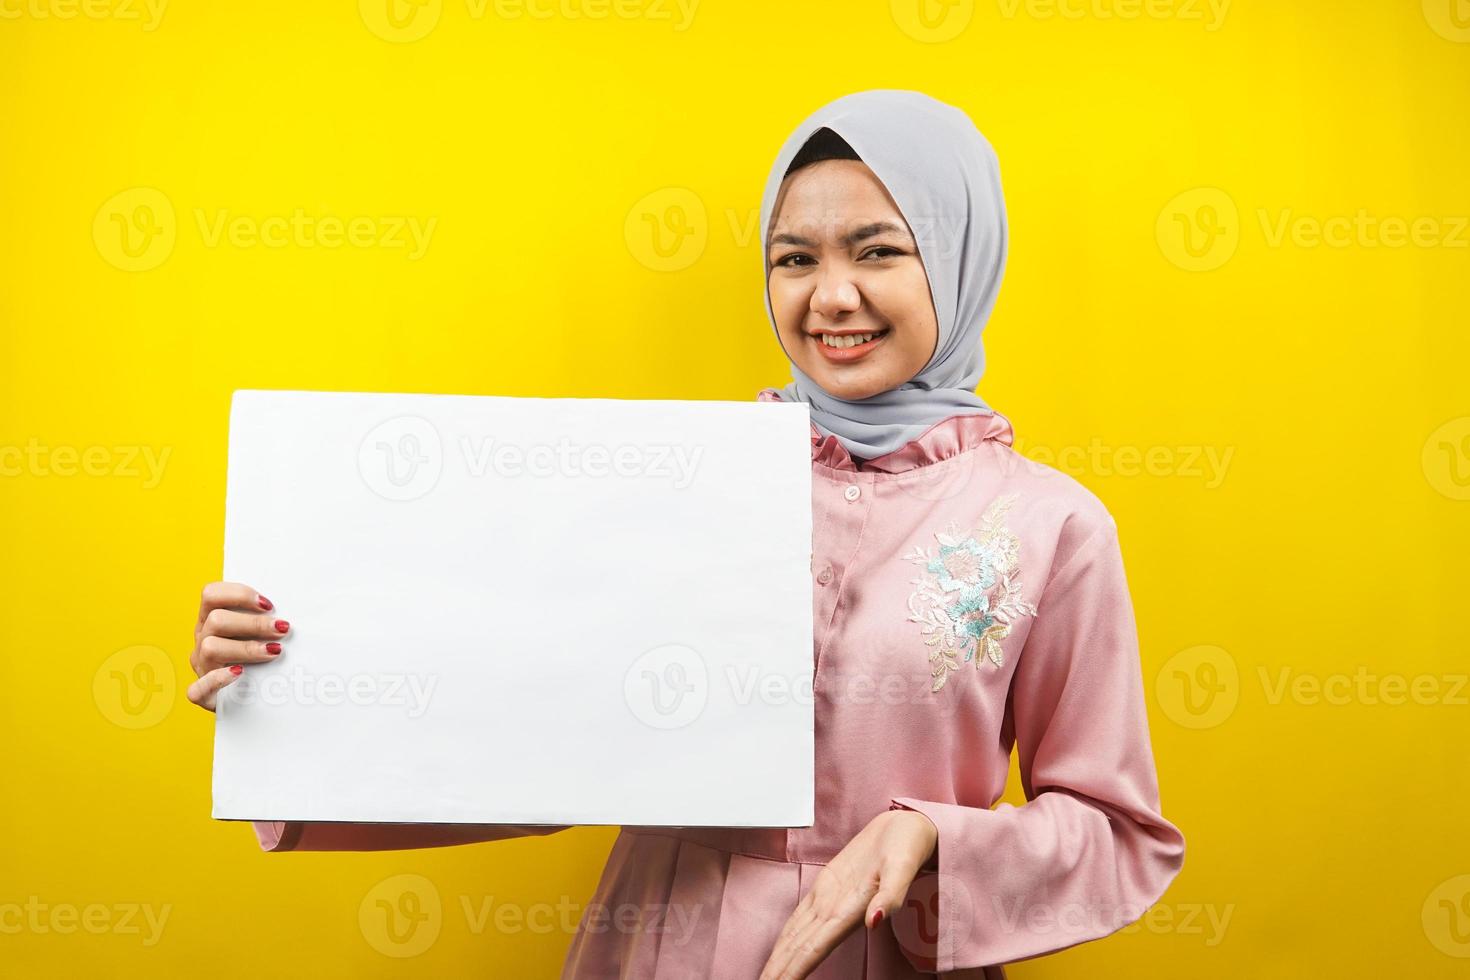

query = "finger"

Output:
[[187, 664, 243, 712], [763, 892, 836, 980], [771, 912, 853, 980], [198, 607, 290, 642], [759, 904, 816, 980], [864, 860, 913, 929], [773, 893, 815, 947], [195, 634, 284, 672], [793, 908, 866, 978], [197, 581, 275, 627], [758, 935, 798, 980]]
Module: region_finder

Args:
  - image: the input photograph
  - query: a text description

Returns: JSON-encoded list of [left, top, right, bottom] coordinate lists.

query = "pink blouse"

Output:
[[249, 388, 1186, 978]]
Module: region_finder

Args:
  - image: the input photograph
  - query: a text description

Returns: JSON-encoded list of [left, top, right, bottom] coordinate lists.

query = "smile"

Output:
[[813, 328, 890, 362]]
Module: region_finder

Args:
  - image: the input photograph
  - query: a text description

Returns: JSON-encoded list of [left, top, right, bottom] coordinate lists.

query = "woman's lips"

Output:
[[813, 329, 890, 363]]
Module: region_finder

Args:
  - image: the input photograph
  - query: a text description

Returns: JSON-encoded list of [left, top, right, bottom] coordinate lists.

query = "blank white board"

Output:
[[213, 389, 814, 827]]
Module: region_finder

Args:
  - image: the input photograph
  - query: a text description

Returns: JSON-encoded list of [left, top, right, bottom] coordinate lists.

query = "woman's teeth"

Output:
[[820, 331, 885, 348]]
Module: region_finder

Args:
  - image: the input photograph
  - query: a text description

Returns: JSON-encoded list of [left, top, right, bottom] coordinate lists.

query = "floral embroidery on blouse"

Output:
[[903, 492, 1039, 691]]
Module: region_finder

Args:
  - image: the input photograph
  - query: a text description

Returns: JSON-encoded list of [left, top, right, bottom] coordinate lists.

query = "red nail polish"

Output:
[[229, 664, 243, 675], [257, 595, 274, 611], [274, 619, 289, 633], [266, 642, 282, 655], [872, 909, 884, 927]]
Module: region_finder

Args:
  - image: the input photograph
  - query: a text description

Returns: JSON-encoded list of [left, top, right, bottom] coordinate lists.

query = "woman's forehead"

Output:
[[770, 163, 910, 241]]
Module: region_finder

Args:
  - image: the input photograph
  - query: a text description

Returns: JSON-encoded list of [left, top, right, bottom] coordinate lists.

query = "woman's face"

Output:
[[766, 159, 939, 401]]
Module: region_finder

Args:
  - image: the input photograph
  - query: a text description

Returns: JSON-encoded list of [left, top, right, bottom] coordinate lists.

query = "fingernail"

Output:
[[257, 595, 274, 611], [265, 642, 282, 655], [872, 909, 884, 927], [274, 619, 290, 633], [229, 664, 243, 675]]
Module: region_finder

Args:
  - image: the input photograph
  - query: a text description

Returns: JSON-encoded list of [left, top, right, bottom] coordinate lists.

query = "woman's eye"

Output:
[[775, 254, 813, 268], [774, 248, 901, 268]]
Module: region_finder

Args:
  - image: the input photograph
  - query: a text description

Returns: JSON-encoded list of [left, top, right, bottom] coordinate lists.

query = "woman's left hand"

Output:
[[757, 807, 938, 980]]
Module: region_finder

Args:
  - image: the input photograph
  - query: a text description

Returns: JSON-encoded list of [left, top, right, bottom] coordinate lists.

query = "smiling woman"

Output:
[[193, 89, 1185, 980], [758, 92, 1010, 466], [766, 128, 940, 395]]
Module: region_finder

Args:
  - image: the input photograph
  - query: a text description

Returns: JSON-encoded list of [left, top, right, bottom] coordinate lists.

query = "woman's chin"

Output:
[[802, 366, 894, 401]]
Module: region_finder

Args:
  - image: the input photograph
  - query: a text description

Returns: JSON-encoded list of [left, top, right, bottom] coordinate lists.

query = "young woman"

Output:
[[188, 89, 1185, 979]]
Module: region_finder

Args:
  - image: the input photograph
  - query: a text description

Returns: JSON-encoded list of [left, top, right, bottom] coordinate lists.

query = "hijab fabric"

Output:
[[760, 89, 1008, 461]]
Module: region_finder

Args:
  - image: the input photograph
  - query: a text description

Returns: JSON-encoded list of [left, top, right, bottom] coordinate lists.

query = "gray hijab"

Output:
[[760, 89, 1007, 461]]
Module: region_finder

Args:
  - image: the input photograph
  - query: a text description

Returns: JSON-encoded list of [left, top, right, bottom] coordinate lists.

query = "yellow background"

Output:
[[2, 0, 1468, 976]]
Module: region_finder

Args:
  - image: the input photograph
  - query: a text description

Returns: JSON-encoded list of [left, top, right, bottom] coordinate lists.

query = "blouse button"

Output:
[[816, 565, 834, 586], [844, 484, 861, 502]]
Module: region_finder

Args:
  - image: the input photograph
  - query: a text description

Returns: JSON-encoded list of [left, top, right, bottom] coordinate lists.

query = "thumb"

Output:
[[864, 872, 911, 929], [187, 664, 242, 712]]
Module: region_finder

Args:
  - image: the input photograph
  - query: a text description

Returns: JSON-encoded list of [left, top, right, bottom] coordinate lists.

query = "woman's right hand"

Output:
[[187, 581, 290, 712]]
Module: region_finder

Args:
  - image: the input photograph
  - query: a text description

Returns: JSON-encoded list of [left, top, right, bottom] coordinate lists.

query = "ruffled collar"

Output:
[[757, 387, 1015, 474]]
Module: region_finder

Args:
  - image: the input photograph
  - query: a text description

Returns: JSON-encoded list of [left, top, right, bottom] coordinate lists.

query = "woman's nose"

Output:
[[809, 266, 862, 318]]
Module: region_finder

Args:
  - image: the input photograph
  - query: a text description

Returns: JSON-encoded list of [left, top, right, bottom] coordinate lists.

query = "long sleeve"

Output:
[[251, 819, 572, 852], [889, 515, 1185, 972]]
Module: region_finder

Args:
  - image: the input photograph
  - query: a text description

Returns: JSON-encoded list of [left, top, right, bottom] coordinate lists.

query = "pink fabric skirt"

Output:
[[561, 829, 1001, 979]]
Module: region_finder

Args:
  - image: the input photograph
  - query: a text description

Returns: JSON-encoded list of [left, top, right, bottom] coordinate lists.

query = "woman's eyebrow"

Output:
[[769, 221, 912, 249]]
